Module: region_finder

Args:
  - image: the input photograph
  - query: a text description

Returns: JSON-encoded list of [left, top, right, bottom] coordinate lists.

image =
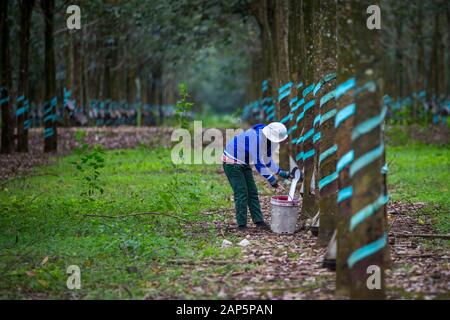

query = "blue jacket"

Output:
[[224, 124, 281, 183]]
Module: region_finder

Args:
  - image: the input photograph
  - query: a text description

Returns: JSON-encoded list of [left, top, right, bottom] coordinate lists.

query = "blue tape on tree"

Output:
[[44, 128, 54, 139], [278, 82, 293, 94], [335, 77, 356, 99], [337, 150, 354, 173], [338, 185, 353, 203], [319, 171, 338, 190], [296, 151, 304, 161], [0, 96, 10, 105], [44, 114, 57, 123], [313, 73, 337, 96], [288, 125, 298, 135], [335, 103, 355, 128], [278, 90, 291, 102], [303, 149, 315, 160], [267, 112, 275, 121], [347, 233, 387, 268], [323, 73, 337, 83], [350, 194, 389, 231], [16, 107, 27, 117], [313, 114, 321, 127], [51, 96, 57, 107], [17, 95, 25, 103], [296, 111, 305, 123], [352, 106, 387, 141], [24, 120, 31, 129], [354, 80, 376, 95], [350, 143, 384, 177], [44, 105, 53, 115], [280, 113, 293, 124], [320, 90, 335, 107], [297, 82, 304, 89], [290, 97, 298, 107], [292, 98, 305, 112], [313, 82, 323, 97], [320, 108, 337, 125], [319, 144, 337, 164], [64, 88, 72, 100], [302, 128, 314, 142], [303, 100, 315, 112], [302, 83, 315, 97], [381, 163, 388, 174], [313, 132, 321, 143], [383, 95, 392, 106]]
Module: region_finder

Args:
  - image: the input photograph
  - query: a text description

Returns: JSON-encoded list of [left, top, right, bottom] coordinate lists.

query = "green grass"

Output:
[[387, 129, 450, 234], [1, 125, 448, 299], [0, 147, 249, 299]]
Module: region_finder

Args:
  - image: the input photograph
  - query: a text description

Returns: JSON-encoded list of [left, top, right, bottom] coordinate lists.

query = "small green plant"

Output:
[[71, 130, 106, 198], [175, 83, 194, 130]]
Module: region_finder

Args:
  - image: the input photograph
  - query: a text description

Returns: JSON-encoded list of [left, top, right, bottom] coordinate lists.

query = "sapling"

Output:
[[71, 130, 106, 198]]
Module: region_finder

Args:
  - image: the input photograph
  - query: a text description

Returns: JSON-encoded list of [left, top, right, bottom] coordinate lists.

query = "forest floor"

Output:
[[0, 125, 448, 299]]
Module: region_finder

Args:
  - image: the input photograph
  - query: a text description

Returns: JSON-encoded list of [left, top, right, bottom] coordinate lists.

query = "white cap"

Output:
[[262, 122, 288, 143]]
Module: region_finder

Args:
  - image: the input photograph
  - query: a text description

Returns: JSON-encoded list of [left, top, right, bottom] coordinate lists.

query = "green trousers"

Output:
[[223, 163, 264, 226]]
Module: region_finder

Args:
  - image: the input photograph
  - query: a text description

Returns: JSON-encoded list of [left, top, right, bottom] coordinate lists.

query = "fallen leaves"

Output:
[[208, 195, 449, 300], [0, 127, 173, 181]]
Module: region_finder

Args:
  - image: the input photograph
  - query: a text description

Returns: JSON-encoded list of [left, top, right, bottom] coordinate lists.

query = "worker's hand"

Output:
[[270, 178, 279, 189], [279, 170, 290, 180]]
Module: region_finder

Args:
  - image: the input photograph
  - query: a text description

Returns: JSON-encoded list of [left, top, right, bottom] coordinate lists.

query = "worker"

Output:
[[223, 122, 293, 230]]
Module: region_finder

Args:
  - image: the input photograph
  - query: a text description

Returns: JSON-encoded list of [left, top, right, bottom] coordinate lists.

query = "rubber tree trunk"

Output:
[[17, 0, 35, 152], [300, 0, 318, 219], [151, 64, 164, 126], [0, 0, 14, 154], [64, 32, 74, 127], [273, 0, 291, 169], [414, 0, 425, 122], [316, 0, 338, 246], [253, 0, 276, 123], [287, 0, 304, 169], [348, 0, 388, 299], [288, 0, 306, 181], [42, 0, 58, 152], [335, 0, 356, 295]]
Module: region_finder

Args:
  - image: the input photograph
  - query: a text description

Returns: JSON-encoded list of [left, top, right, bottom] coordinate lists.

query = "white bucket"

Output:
[[270, 196, 300, 234]]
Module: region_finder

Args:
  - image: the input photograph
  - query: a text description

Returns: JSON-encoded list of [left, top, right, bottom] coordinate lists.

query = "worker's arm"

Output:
[[251, 140, 288, 184]]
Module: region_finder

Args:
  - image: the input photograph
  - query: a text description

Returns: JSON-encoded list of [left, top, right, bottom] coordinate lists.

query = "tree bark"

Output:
[[347, 0, 388, 299], [16, 0, 35, 152], [300, 0, 318, 219], [0, 0, 14, 154], [335, 0, 356, 295], [271, 0, 290, 168], [42, 0, 58, 152], [317, 0, 338, 246]]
